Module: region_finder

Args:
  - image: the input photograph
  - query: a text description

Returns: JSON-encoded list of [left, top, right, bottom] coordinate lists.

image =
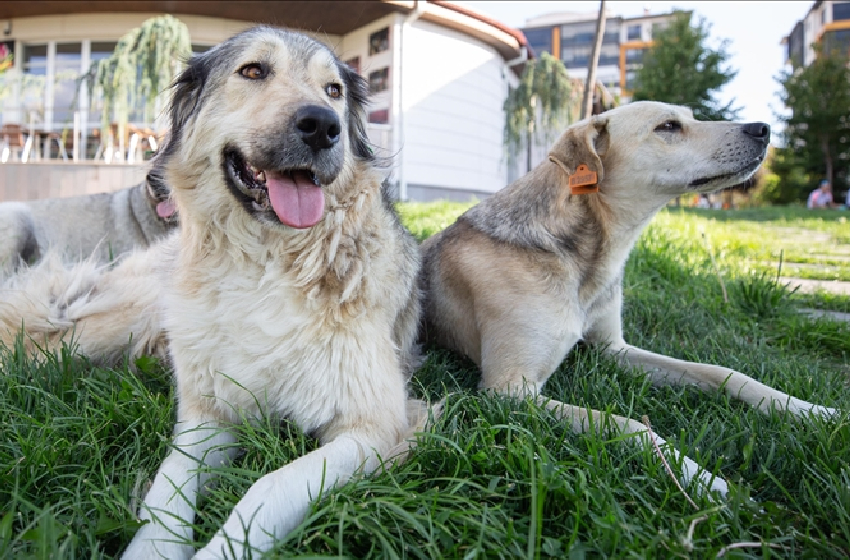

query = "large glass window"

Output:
[[562, 46, 591, 68], [627, 24, 642, 40], [53, 43, 82, 128], [625, 48, 645, 64], [834, 2, 850, 21], [21, 45, 47, 120], [522, 27, 552, 56], [823, 29, 850, 58]]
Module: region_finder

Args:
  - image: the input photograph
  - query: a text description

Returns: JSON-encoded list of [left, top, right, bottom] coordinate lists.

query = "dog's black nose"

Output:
[[742, 122, 770, 143], [295, 105, 341, 151]]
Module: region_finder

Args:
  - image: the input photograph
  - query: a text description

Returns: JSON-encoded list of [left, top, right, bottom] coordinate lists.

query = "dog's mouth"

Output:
[[224, 148, 325, 229], [145, 170, 178, 223], [689, 156, 764, 191]]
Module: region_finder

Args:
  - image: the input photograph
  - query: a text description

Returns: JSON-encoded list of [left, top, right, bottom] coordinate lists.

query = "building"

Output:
[[0, 1, 530, 203], [520, 8, 684, 102], [782, 0, 850, 68]]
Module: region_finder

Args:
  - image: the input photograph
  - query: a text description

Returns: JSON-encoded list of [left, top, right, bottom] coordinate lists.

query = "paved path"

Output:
[[798, 308, 850, 323], [780, 277, 850, 296]]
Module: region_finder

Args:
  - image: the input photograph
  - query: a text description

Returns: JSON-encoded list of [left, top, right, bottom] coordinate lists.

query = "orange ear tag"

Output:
[[568, 164, 598, 194]]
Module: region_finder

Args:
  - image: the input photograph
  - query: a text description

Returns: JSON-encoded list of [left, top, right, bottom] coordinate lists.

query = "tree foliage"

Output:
[[503, 52, 577, 170], [632, 10, 739, 121], [82, 15, 192, 138], [775, 43, 850, 202]]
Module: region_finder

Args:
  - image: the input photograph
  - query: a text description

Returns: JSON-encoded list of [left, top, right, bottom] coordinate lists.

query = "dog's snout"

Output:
[[742, 122, 770, 143], [295, 105, 341, 151]]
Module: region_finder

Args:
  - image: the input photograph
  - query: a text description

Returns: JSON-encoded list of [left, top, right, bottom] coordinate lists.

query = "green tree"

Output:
[[77, 15, 192, 140], [504, 52, 577, 172], [632, 10, 739, 121], [776, 43, 850, 198]]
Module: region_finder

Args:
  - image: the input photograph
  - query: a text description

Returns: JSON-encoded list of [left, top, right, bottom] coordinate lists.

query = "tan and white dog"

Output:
[[420, 101, 836, 494]]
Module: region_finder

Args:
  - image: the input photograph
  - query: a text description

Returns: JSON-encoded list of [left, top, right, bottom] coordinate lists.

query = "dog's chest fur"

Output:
[[160, 209, 407, 435]]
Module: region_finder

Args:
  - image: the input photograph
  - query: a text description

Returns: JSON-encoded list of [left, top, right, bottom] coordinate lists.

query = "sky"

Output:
[[454, 1, 812, 130]]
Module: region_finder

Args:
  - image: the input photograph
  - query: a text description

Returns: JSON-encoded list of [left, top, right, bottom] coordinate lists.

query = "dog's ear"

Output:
[[548, 115, 609, 182], [165, 54, 211, 157], [338, 61, 374, 162]]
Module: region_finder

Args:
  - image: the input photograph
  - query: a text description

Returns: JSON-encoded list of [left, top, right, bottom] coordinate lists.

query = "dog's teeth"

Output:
[[256, 170, 266, 183], [310, 172, 319, 186]]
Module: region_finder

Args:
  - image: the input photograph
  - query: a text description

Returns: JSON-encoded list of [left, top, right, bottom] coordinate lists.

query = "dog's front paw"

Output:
[[192, 535, 246, 560], [122, 524, 195, 560], [786, 398, 838, 419]]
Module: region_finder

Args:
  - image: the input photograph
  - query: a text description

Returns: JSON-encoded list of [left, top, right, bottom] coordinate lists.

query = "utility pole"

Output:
[[582, 0, 606, 120]]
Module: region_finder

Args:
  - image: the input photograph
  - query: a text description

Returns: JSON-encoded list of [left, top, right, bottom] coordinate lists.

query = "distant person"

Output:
[[807, 179, 836, 209]]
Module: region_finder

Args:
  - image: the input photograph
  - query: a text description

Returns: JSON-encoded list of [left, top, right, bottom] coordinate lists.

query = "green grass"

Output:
[[1, 204, 849, 558]]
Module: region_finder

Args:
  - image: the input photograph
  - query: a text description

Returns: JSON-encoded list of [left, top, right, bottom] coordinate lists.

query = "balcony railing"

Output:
[[1, 107, 163, 164]]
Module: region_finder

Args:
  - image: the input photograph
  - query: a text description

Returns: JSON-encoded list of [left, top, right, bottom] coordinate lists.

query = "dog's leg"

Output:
[[585, 286, 836, 418], [606, 343, 836, 418], [122, 420, 237, 560], [476, 306, 728, 498], [194, 428, 390, 560], [531, 395, 729, 496]]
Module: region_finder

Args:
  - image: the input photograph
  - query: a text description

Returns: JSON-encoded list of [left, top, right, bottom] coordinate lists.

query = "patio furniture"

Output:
[[0, 124, 32, 163]]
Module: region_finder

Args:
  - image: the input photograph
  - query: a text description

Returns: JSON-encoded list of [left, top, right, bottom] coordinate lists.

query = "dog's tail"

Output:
[[0, 249, 167, 365]]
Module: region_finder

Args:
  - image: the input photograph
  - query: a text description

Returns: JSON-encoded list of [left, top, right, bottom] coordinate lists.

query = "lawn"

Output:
[[1, 203, 848, 559]]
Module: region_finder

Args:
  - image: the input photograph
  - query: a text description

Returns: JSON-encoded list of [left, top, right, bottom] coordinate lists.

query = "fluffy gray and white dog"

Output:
[[0, 154, 177, 275]]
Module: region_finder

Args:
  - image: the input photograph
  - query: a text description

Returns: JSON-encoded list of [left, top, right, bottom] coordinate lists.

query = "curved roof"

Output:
[[0, 0, 530, 61]]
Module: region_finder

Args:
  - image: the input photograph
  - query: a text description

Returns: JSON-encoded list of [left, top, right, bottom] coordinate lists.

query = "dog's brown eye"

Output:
[[325, 83, 342, 99], [655, 120, 682, 132], [239, 64, 267, 80]]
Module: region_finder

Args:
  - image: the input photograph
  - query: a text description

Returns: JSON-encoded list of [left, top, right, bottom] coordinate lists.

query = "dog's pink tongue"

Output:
[[156, 200, 176, 219], [266, 171, 325, 229]]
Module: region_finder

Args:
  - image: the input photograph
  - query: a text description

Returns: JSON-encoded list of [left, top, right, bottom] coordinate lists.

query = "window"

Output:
[[53, 43, 82, 126], [562, 45, 591, 69], [834, 2, 850, 21], [625, 48, 645, 64], [598, 44, 619, 66], [21, 45, 48, 118], [369, 28, 389, 56], [368, 67, 389, 94], [627, 24, 642, 40], [823, 29, 850, 58], [345, 57, 360, 75], [625, 70, 637, 91], [522, 27, 552, 56], [368, 109, 389, 125], [561, 22, 596, 46]]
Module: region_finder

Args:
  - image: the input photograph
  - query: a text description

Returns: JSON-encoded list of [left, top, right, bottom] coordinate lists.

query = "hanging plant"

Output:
[[503, 52, 577, 172], [88, 15, 192, 142]]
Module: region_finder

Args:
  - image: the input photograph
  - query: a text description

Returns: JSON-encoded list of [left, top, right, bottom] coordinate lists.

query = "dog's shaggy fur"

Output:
[[420, 101, 837, 495], [0, 26, 421, 559], [0, 154, 177, 276]]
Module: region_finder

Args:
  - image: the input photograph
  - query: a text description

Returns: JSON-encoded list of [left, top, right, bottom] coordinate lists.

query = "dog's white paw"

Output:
[[786, 398, 838, 419], [122, 524, 194, 560], [193, 535, 247, 560]]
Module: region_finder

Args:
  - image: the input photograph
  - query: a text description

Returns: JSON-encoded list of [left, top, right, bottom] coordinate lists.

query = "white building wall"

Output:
[[399, 20, 511, 201]]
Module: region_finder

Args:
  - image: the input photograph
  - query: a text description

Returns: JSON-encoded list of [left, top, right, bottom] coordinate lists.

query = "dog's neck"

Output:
[[177, 163, 385, 313]]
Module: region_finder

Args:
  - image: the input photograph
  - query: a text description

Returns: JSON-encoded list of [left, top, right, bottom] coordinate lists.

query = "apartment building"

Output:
[[520, 8, 684, 101], [782, 0, 850, 68]]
